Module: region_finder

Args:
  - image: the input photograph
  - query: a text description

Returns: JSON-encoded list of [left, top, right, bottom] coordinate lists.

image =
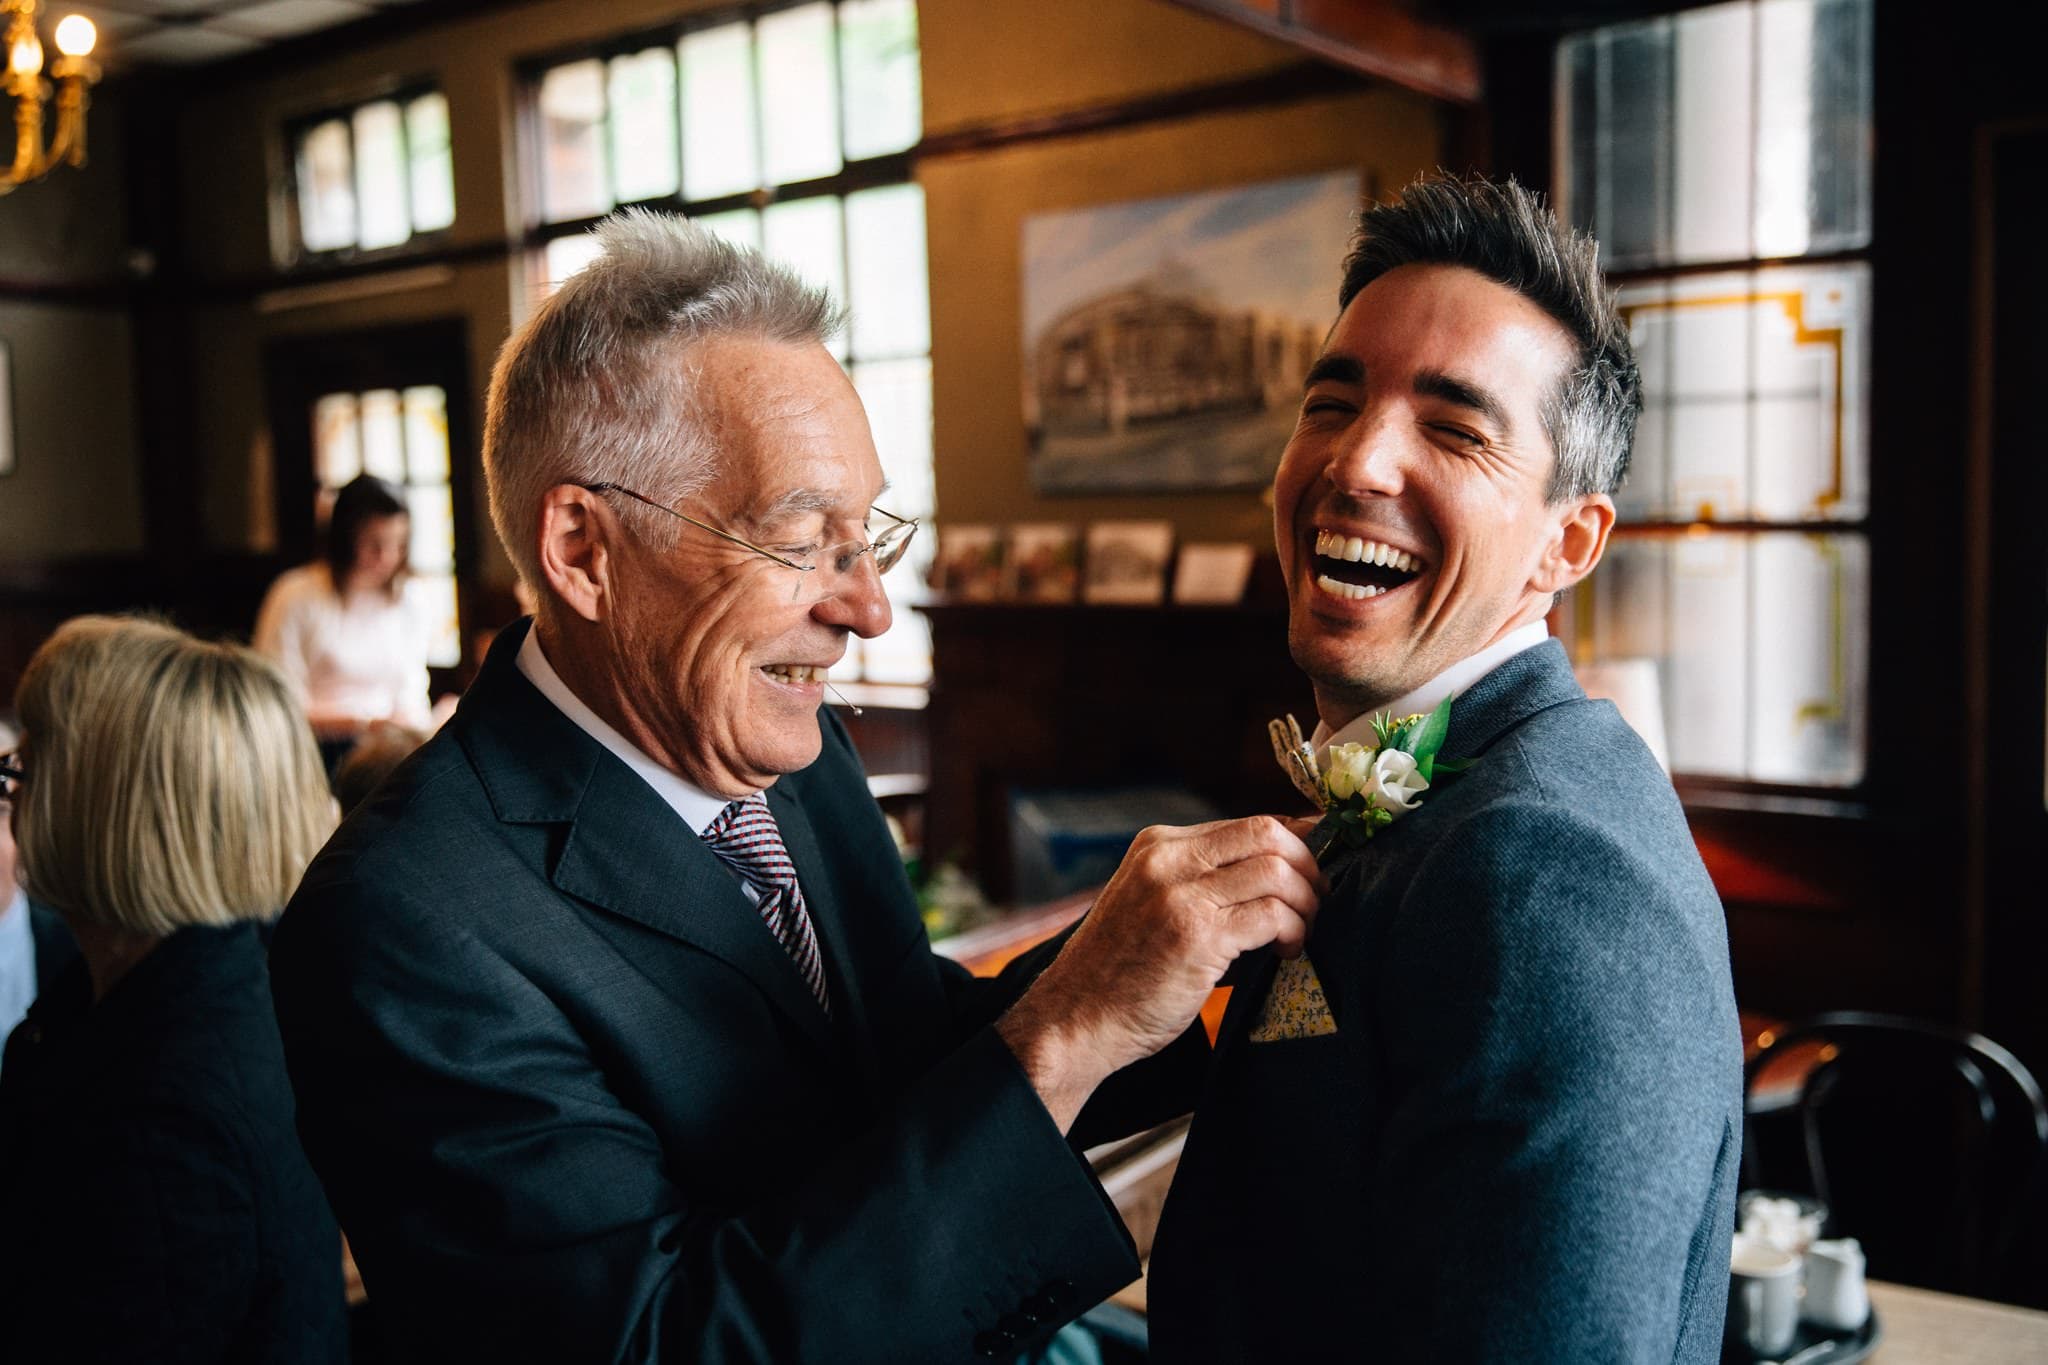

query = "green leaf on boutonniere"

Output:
[[1406, 693, 1456, 781]]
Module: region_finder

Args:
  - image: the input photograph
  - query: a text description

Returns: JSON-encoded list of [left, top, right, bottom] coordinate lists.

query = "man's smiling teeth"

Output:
[[1313, 530, 1421, 573], [1315, 576, 1388, 601], [763, 665, 828, 683]]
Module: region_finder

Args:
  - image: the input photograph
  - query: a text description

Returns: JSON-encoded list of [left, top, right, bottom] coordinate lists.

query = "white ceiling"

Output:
[[41, 0, 436, 67]]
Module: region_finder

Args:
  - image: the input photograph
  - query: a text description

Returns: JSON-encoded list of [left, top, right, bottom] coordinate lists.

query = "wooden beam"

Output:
[[1164, 0, 1483, 104]]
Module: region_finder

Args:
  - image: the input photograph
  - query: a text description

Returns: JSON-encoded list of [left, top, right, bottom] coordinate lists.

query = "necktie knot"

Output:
[[702, 794, 831, 1016]]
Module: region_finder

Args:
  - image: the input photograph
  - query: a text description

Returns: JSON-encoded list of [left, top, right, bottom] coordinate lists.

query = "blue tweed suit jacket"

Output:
[[1149, 640, 1743, 1362]]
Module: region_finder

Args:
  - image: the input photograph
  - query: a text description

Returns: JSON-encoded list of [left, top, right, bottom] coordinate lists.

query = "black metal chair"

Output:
[[1743, 1011, 2048, 1307]]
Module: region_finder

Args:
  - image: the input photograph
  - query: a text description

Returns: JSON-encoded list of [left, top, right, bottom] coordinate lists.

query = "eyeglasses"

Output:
[[579, 482, 919, 599], [0, 752, 21, 802]]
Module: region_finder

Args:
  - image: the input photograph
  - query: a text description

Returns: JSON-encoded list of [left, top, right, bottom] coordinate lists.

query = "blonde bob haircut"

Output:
[[11, 616, 336, 936]]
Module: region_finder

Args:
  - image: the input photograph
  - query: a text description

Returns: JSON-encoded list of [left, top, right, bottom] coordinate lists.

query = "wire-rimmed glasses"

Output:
[[579, 482, 919, 600]]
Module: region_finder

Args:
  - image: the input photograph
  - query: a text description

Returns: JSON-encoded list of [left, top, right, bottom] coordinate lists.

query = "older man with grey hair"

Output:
[[270, 209, 1323, 1364], [1147, 176, 1743, 1361]]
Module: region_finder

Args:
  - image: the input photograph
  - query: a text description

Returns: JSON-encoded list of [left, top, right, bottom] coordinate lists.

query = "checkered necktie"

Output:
[[701, 794, 832, 1016]]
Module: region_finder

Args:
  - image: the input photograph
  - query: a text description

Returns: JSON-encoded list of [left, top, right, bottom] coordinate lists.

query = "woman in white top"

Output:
[[255, 474, 433, 751]]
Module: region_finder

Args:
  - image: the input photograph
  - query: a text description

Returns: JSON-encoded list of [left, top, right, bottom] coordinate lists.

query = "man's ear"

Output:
[[1530, 491, 1615, 596], [536, 485, 615, 624]]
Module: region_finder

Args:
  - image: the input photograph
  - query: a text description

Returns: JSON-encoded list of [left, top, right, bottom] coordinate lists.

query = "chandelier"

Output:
[[3, 0, 98, 195]]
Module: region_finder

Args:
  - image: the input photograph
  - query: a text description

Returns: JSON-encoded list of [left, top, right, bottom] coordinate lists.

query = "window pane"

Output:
[[763, 195, 846, 328], [412, 572, 462, 669], [1619, 262, 1869, 522], [609, 47, 680, 204], [849, 357, 932, 687], [543, 232, 606, 290], [693, 207, 762, 252], [539, 60, 612, 222], [1572, 531, 1867, 785], [353, 101, 411, 251], [402, 386, 450, 484], [406, 93, 455, 234], [680, 22, 760, 200], [1671, 3, 1752, 265], [852, 357, 933, 520], [1801, 0, 1874, 253], [359, 389, 406, 483], [757, 3, 842, 185], [839, 0, 920, 160], [406, 484, 457, 574], [313, 392, 362, 487], [1559, 0, 1873, 270], [297, 119, 357, 252], [845, 183, 929, 359]]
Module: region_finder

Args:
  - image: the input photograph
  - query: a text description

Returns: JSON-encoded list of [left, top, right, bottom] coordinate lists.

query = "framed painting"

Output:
[[1021, 169, 1360, 494]]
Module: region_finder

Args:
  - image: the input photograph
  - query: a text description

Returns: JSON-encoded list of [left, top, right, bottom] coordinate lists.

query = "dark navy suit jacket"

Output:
[[1150, 641, 1743, 1362], [270, 621, 1202, 1363]]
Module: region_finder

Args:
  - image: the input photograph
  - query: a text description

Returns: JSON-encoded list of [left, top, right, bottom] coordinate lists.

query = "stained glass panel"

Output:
[[402, 386, 450, 484], [757, 4, 842, 186], [405, 93, 455, 233], [313, 392, 362, 487], [352, 101, 411, 251], [359, 389, 406, 483], [680, 22, 760, 200], [1571, 531, 1867, 785], [839, 0, 920, 160], [296, 119, 356, 253], [539, 59, 611, 222], [845, 183, 929, 360], [609, 48, 680, 204]]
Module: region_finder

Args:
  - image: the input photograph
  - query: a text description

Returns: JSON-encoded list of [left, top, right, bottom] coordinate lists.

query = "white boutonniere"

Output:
[[1267, 694, 1472, 862]]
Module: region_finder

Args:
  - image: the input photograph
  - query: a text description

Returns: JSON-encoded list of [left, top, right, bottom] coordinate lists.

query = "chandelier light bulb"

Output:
[[8, 29, 42, 76], [54, 15, 96, 58]]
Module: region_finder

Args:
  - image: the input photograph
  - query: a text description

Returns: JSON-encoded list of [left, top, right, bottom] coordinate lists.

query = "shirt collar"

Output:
[[516, 626, 738, 835], [1311, 619, 1551, 752]]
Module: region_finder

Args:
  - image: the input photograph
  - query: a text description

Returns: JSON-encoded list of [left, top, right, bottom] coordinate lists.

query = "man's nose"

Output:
[[814, 556, 893, 639], [1324, 410, 1407, 498]]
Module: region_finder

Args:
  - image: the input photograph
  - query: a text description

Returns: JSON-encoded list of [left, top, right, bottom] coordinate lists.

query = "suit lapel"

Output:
[[458, 621, 839, 1060]]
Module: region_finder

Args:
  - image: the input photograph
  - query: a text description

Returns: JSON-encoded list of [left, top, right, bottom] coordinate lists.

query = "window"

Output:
[[312, 385, 463, 667], [288, 87, 456, 260], [1557, 0, 1874, 787], [526, 0, 931, 687]]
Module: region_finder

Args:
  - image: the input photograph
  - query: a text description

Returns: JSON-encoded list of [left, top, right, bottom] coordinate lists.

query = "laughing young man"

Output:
[[1147, 177, 1743, 1362]]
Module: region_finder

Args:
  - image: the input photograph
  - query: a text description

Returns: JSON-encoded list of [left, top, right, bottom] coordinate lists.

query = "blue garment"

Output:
[[0, 891, 32, 1064], [1150, 641, 1744, 1362]]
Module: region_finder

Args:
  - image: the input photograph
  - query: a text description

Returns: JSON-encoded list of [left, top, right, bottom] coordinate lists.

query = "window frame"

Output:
[[279, 78, 457, 270], [1552, 0, 1876, 801], [514, 0, 935, 690]]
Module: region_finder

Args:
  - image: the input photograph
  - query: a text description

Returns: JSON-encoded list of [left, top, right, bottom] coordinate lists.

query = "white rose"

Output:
[[1364, 748, 1429, 819], [1322, 743, 1376, 802]]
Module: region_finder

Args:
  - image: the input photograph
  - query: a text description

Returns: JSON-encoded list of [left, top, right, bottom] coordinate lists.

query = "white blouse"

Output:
[[254, 564, 433, 730]]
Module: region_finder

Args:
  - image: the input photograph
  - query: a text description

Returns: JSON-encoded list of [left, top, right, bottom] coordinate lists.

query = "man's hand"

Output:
[[996, 815, 1325, 1132]]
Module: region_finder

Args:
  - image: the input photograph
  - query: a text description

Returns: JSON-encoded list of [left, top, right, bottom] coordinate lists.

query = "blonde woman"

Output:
[[0, 616, 347, 1364]]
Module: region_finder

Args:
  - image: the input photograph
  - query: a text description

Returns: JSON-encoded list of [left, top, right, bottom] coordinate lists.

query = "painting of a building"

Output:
[[1021, 171, 1360, 493]]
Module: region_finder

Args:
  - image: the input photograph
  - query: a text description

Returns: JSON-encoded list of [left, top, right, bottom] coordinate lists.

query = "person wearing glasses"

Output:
[[0, 617, 346, 1363], [269, 209, 1322, 1363]]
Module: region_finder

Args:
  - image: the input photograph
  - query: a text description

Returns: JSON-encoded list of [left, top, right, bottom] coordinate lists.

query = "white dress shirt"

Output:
[[515, 627, 738, 837], [1310, 619, 1551, 752], [253, 564, 433, 729]]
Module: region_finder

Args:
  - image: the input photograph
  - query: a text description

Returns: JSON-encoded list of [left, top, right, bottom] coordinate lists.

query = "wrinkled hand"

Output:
[[997, 815, 1325, 1132]]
